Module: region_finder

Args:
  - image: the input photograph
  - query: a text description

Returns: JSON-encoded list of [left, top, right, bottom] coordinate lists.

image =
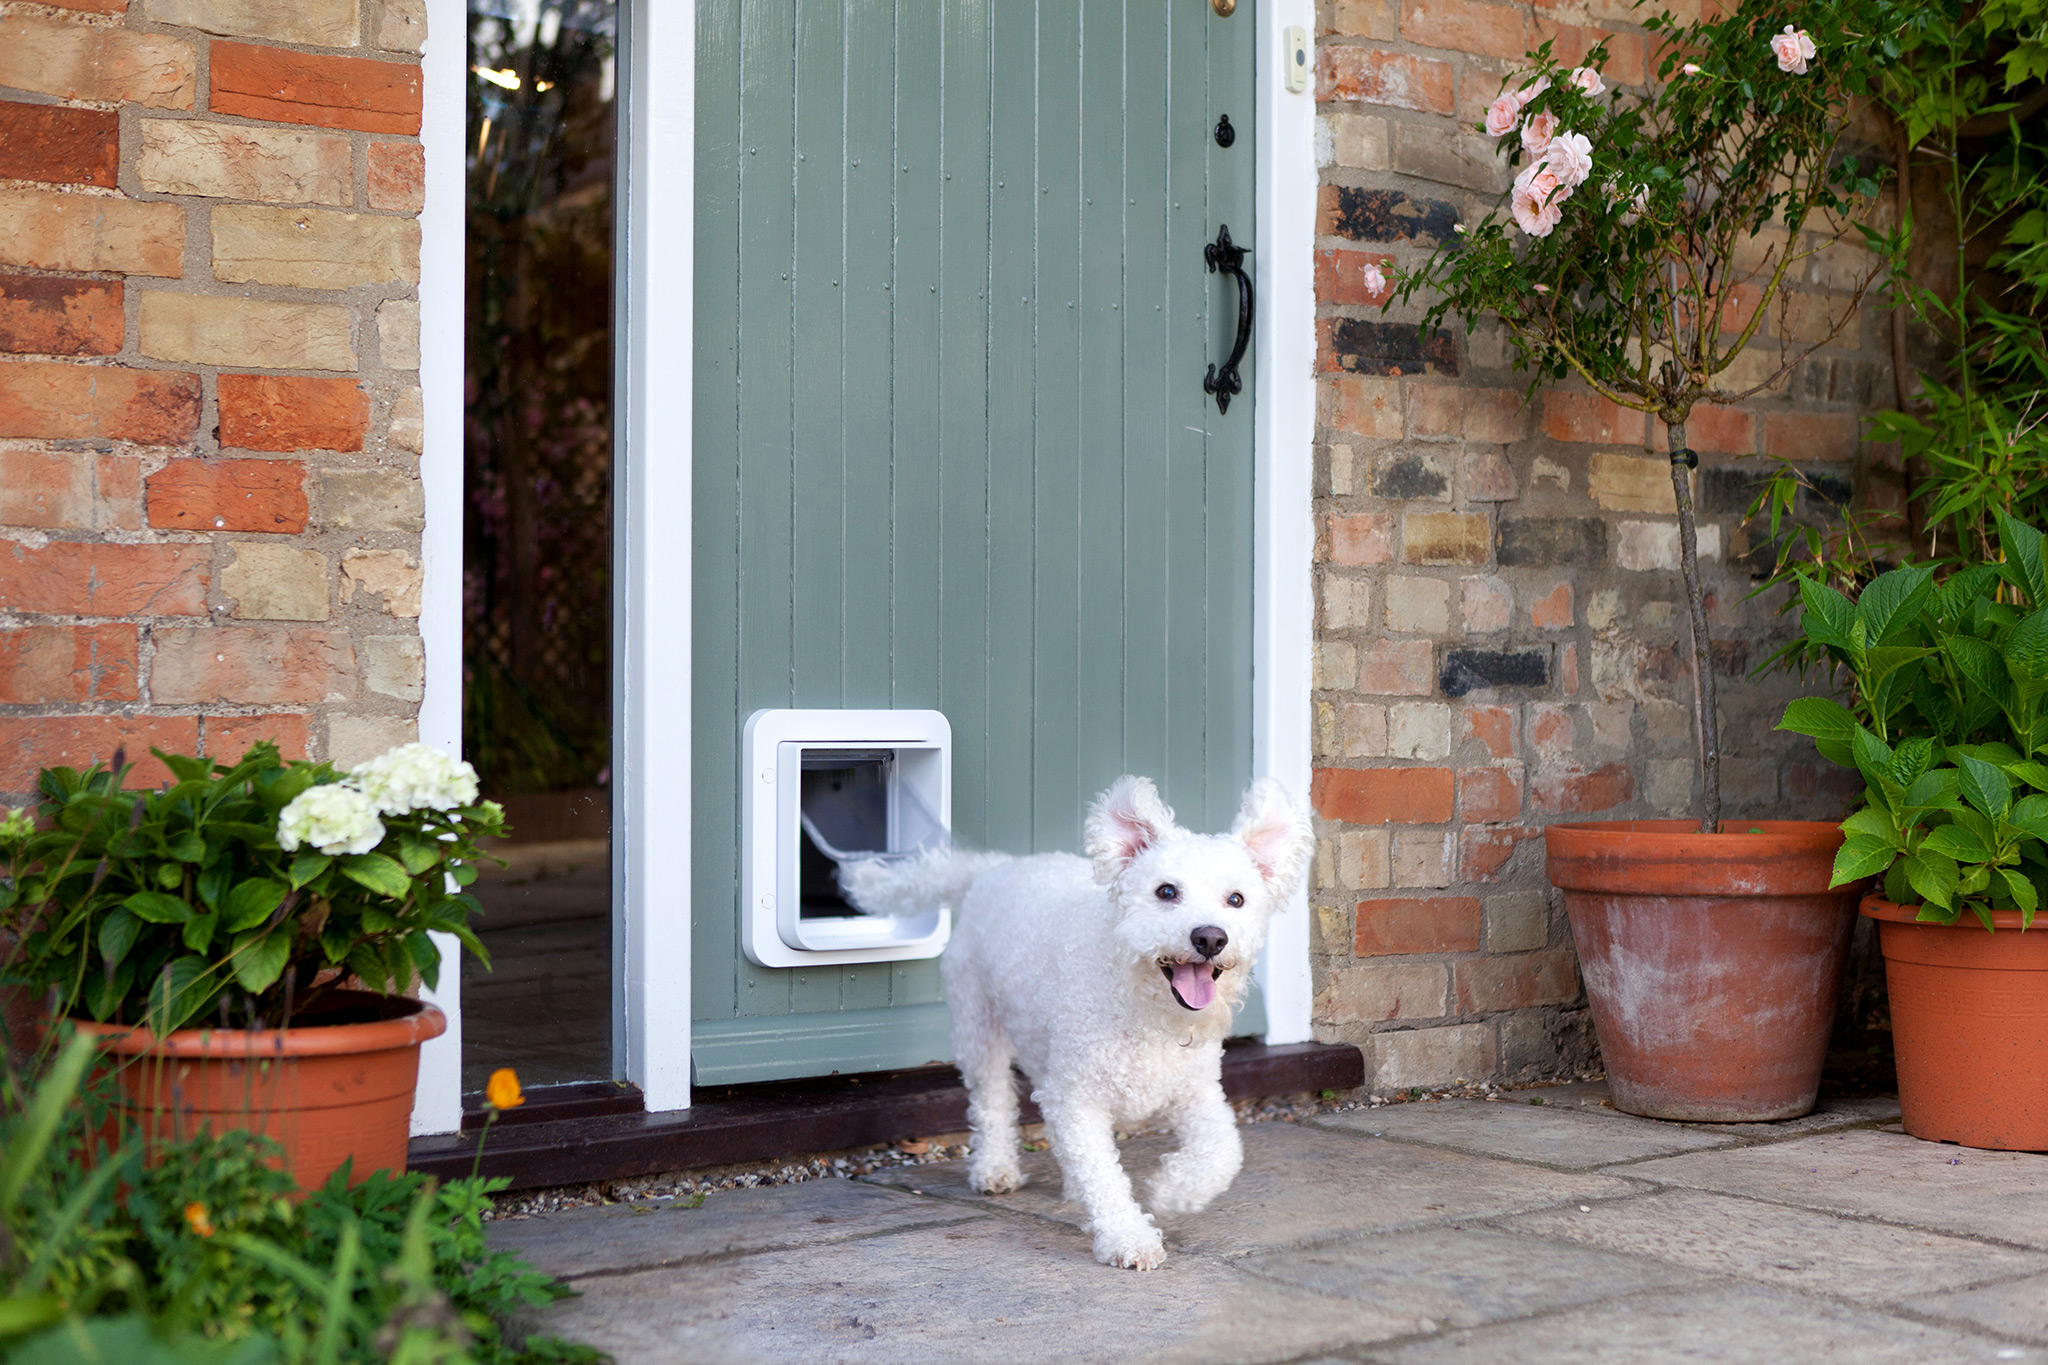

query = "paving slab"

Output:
[[1906, 1270, 2048, 1344], [1512, 1083, 1901, 1140], [865, 1120, 1639, 1257], [1355, 1283, 2044, 1364], [523, 1213, 1417, 1365], [1239, 1224, 1701, 1329], [1507, 1186, 2048, 1304], [1622, 1128, 2048, 1249], [1310, 1098, 1738, 1170], [488, 1179, 987, 1279]]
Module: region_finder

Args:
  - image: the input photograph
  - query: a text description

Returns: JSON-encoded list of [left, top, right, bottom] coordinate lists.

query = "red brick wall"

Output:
[[1308, 0, 1888, 1088], [0, 0, 426, 798]]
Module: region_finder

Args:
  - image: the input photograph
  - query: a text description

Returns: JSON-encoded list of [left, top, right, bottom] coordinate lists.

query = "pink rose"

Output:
[[1485, 92, 1521, 138], [1680, 62, 1704, 76], [1521, 110, 1559, 157], [1513, 75, 1550, 107], [1540, 131, 1593, 189], [1569, 67, 1604, 97], [1512, 161, 1566, 237], [1361, 263, 1388, 298], [1771, 26, 1815, 75]]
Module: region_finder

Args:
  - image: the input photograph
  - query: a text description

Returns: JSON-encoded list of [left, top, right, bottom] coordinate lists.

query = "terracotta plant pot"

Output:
[[1545, 820, 1861, 1122], [1863, 896, 2048, 1151], [73, 991, 445, 1192]]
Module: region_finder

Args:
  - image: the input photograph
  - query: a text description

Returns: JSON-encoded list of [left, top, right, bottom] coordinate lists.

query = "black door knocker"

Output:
[[1214, 114, 1235, 148], [1203, 224, 1253, 414]]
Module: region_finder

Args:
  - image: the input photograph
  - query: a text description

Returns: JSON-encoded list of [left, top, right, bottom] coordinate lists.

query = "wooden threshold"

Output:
[[409, 1039, 1364, 1191]]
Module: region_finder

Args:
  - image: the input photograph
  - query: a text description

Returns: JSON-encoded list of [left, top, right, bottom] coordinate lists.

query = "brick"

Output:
[[0, 540, 207, 616], [387, 385, 423, 453], [1531, 583, 1573, 629], [1331, 0, 1398, 39], [1338, 702, 1387, 758], [339, 548, 421, 615], [1376, 452, 1451, 500], [1459, 764, 1523, 822], [1461, 577, 1511, 633], [1400, 0, 1525, 56], [328, 713, 413, 766], [0, 102, 116, 187], [319, 467, 421, 531], [1441, 648, 1549, 697], [0, 452, 141, 531], [0, 716, 197, 794], [1542, 391, 1639, 444], [1454, 950, 1579, 1013], [1326, 513, 1393, 565], [377, 0, 425, 52], [1486, 891, 1548, 953], [1402, 512, 1488, 566], [1530, 705, 1574, 754], [1315, 248, 1396, 306], [1560, 641, 1580, 695], [1460, 704, 1515, 759], [1357, 639, 1437, 695], [366, 140, 425, 211], [1330, 374, 1404, 437], [0, 624, 138, 703], [1532, 762, 1635, 813], [218, 374, 369, 452], [1322, 576, 1373, 631], [1337, 827, 1391, 886], [1762, 410, 1858, 462], [212, 205, 421, 290], [1314, 766, 1454, 825], [1392, 122, 1508, 194], [362, 634, 422, 700], [1316, 642, 1358, 691], [1461, 825, 1537, 881], [0, 360, 199, 445], [1320, 319, 1459, 378], [0, 277, 123, 357], [1463, 451, 1515, 502], [150, 626, 353, 705], [0, 15, 194, 109], [41, 0, 131, 13], [0, 190, 184, 278], [1387, 702, 1452, 761], [137, 120, 352, 206], [376, 299, 420, 369], [1649, 757, 1694, 812], [204, 714, 311, 763], [210, 42, 423, 135], [1393, 830, 1453, 887], [1589, 451, 1679, 513], [1497, 517, 1606, 566], [1355, 897, 1482, 955], [1615, 519, 1721, 571], [139, 293, 355, 372], [146, 0, 360, 47], [146, 459, 309, 533], [1589, 700, 1632, 751], [1374, 1023, 1494, 1091], [1317, 186, 1459, 245], [1677, 404, 1754, 455], [221, 543, 329, 620], [1324, 111, 1390, 170], [1318, 48, 1454, 113], [1532, 19, 1648, 85], [1319, 962, 1448, 1023], [1406, 384, 1524, 443], [1383, 576, 1450, 635]]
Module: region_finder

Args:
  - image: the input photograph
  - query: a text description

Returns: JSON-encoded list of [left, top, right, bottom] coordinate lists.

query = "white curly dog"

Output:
[[845, 774, 1313, 1270]]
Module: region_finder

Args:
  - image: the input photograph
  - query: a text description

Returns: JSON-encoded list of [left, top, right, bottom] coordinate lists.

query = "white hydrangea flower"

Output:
[[347, 743, 482, 816], [278, 783, 386, 856]]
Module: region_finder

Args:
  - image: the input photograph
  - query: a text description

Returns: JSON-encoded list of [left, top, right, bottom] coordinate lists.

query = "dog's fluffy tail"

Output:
[[840, 847, 1009, 918]]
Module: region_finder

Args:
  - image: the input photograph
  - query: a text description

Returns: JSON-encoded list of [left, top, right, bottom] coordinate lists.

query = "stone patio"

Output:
[[492, 1084, 2048, 1364]]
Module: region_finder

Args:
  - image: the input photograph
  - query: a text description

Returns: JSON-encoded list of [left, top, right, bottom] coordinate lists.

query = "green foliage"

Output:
[[1394, 0, 1908, 425], [0, 1031, 604, 1364], [0, 744, 503, 1033], [1778, 514, 2048, 928]]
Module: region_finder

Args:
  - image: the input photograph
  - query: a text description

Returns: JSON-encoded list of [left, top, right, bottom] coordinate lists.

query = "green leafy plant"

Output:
[[1778, 510, 2048, 926], [1382, 0, 1910, 830], [0, 742, 503, 1035]]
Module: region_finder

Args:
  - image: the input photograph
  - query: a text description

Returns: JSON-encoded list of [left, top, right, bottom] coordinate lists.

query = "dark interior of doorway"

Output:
[[461, 0, 618, 1095]]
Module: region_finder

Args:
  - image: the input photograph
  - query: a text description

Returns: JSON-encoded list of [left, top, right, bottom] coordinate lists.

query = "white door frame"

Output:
[[411, 0, 1316, 1134]]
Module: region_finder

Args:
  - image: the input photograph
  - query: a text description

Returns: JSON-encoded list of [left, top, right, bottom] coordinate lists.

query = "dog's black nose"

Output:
[[1191, 926, 1229, 960]]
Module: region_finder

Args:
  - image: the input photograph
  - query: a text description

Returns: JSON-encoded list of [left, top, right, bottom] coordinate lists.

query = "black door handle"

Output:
[[1203, 223, 1253, 414]]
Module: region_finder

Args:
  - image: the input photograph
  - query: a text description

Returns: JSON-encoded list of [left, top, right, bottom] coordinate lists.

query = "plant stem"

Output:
[[1667, 417, 1721, 834]]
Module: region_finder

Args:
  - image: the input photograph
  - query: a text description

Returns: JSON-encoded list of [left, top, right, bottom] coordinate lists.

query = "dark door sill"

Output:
[[410, 1039, 1364, 1191]]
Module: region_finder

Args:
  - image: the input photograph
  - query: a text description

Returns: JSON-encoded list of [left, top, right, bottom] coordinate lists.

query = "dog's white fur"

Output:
[[843, 776, 1313, 1270]]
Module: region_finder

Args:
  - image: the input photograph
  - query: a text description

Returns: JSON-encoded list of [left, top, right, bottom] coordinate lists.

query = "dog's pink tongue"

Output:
[[1170, 963, 1217, 1010]]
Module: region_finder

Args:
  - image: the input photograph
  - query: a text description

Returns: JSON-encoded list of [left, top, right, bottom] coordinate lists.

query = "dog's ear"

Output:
[[1232, 779, 1314, 903], [1084, 776, 1176, 884]]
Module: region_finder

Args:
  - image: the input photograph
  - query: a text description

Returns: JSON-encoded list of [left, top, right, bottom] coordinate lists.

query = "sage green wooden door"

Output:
[[691, 0, 1257, 1084]]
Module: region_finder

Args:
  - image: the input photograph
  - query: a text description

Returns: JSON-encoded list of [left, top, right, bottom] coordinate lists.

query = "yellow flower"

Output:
[[184, 1202, 214, 1238], [485, 1068, 524, 1111]]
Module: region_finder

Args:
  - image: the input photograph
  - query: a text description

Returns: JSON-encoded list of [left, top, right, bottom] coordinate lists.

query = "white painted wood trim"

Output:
[[1252, 0, 1319, 1046], [618, 0, 695, 1112], [410, 0, 468, 1137]]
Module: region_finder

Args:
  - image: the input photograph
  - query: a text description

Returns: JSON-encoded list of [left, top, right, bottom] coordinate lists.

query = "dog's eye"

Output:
[[1226, 892, 1244, 908], [1155, 883, 1178, 901]]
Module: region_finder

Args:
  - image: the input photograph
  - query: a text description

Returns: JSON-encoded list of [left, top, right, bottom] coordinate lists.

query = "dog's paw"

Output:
[[1092, 1223, 1166, 1271], [967, 1162, 1027, 1196], [1146, 1179, 1219, 1217]]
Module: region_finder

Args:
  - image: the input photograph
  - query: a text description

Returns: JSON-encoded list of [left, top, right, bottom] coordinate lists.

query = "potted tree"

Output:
[[0, 741, 502, 1189], [1779, 513, 2048, 1148], [1380, 0, 1906, 1118]]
